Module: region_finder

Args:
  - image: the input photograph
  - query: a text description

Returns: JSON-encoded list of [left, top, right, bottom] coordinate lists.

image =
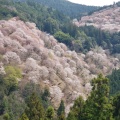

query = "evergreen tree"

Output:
[[81, 74, 114, 120], [42, 88, 50, 108], [46, 106, 55, 120], [54, 31, 73, 48], [107, 69, 120, 95], [25, 93, 45, 120], [67, 96, 84, 120], [57, 100, 65, 120], [18, 113, 29, 120], [113, 93, 120, 120], [58, 113, 66, 120], [42, 88, 50, 102]]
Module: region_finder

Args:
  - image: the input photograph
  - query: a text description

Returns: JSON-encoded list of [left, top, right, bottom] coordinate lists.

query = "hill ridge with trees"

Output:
[[14, 0, 99, 18]]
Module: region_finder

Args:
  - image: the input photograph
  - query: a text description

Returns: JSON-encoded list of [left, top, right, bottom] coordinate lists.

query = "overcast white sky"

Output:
[[68, 0, 120, 6]]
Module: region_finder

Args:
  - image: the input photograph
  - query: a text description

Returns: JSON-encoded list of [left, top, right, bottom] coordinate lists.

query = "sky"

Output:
[[68, 0, 120, 6]]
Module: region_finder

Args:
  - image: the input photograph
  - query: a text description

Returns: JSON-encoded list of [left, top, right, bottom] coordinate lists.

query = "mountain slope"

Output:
[[15, 0, 99, 18], [0, 18, 120, 114], [0, 0, 100, 54], [77, 4, 120, 32], [0, 0, 69, 28]]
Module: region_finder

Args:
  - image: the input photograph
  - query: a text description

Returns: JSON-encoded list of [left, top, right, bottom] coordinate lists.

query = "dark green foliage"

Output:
[[57, 100, 65, 120], [25, 93, 45, 120], [0, 75, 6, 115], [3, 92, 26, 120], [67, 96, 84, 120], [15, 0, 69, 33], [113, 93, 120, 120], [22, 82, 41, 101], [68, 74, 114, 120], [0, 0, 18, 20], [61, 23, 79, 39], [67, 112, 77, 120], [0, 0, 69, 32], [54, 31, 73, 48], [81, 74, 113, 120], [15, 0, 98, 19], [57, 100, 65, 116], [22, 82, 50, 109], [58, 113, 66, 120], [42, 88, 50, 109], [43, 17, 59, 34], [107, 69, 120, 95], [80, 26, 120, 54]]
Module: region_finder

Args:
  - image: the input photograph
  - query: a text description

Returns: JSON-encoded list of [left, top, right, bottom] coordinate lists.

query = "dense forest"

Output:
[[88, 1, 120, 15], [107, 69, 120, 95], [0, 0, 70, 31], [0, 0, 120, 54], [0, 70, 120, 120], [80, 26, 120, 54], [0, 0, 120, 119], [0, 66, 52, 120], [14, 0, 99, 18], [67, 75, 120, 120]]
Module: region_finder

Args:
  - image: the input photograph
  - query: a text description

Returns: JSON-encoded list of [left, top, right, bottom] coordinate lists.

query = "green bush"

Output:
[[4, 65, 22, 93]]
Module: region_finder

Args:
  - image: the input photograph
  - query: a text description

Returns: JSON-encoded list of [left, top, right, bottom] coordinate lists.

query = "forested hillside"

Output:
[[72, 2, 120, 54], [80, 26, 120, 54], [0, 0, 70, 31], [0, 0, 100, 53], [15, 0, 99, 18], [0, 17, 119, 120], [107, 69, 120, 95], [77, 3, 120, 32], [0, 0, 120, 119], [67, 75, 120, 120], [1, 0, 120, 55]]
